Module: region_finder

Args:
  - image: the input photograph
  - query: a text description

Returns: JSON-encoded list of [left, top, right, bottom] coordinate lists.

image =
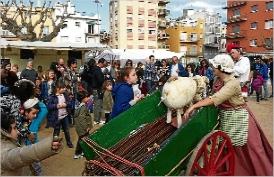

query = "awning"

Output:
[[0, 39, 108, 50]]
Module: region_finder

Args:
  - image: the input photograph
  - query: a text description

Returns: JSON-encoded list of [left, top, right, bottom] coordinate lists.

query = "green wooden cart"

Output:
[[80, 91, 235, 176]]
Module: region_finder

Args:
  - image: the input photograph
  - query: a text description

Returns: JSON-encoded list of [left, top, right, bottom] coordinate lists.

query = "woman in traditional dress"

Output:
[[183, 54, 273, 176]]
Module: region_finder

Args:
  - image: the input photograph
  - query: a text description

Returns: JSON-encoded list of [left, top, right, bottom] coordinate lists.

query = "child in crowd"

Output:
[[1, 112, 63, 176], [73, 90, 94, 159], [251, 70, 264, 102], [47, 81, 73, 148], [102, 80, 113, 123], [23, 97, 46, 176], [111, 67, 144, 119]]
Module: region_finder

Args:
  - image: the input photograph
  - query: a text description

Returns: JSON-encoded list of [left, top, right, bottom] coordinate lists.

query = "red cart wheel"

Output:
[[186, 130, 235, 176]]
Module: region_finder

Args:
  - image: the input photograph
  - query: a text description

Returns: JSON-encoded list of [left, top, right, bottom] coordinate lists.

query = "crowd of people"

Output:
[[1, 46, 273, 175]]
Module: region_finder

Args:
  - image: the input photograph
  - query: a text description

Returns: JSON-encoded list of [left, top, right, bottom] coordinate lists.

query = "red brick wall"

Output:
[[226, 1, 273, 53]]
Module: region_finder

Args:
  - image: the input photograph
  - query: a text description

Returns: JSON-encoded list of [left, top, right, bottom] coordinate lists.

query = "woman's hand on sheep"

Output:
[[183, 106, 196, 120], [167, 76, 178, 82]]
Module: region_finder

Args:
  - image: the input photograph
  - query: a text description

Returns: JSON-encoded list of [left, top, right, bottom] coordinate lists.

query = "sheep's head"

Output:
[[193, 75, 209, 93]]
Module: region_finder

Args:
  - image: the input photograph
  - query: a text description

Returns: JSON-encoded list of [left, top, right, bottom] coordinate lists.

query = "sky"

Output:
[[6, 0, 227, 31]]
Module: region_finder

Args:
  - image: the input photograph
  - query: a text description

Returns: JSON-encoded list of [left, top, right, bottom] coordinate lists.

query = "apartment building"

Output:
[[55, 1, 100, 44], [109, 0, 170, 49], [166, 18, 204, 63], [225, 0, 273, 55]]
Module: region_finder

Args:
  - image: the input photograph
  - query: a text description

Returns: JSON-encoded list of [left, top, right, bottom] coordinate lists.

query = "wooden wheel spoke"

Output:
[[214, 139, 227, 165], [203, 147, 209, 168], [216, 151, 232, 170], [193, 163, 207, 175], [208, 135, 217, 165]]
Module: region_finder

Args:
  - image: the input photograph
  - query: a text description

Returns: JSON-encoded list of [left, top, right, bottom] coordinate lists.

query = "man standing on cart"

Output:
[[183, 54, 273, 176]]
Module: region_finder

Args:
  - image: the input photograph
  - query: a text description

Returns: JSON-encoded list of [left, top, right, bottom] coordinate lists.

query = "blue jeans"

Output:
[[262, 80, 269, 98], [53, 116, 72, 146]]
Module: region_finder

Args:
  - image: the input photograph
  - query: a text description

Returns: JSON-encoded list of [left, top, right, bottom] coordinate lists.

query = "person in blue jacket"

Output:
[[110, 67, 144, 119], [169, 56, 188, 77], [259, 59, 269, 100]]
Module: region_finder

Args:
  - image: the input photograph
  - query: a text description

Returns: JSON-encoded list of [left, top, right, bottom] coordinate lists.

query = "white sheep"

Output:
[[161, 75, 209, 128]]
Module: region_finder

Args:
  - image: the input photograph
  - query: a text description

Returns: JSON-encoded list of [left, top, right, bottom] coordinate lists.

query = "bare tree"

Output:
[[0, 0, 69, 41]]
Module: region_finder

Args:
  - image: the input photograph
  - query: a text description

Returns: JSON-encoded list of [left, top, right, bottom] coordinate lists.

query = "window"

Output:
[[63, 21, 68, 28], [251, 5, 258, 12], [249, 39, 257, 46], [61, 36, 68, 42], [250, 22, 257, 29], [88, 24, 95, 34], [127, 29, 133, 33], [42, 26, 49, 35], [148, 30, 156, 34], [232, 25, 240, 33], [180, 32, 187, 41], [75, 37, 81, 42], [233, 9, 240, 16], [265, 20, 273, 29], [265, 38, 273, 48], [190, 33, 197, 41], [75, 22, 80, 27], [266, 1, 273, 11], [127, 6, 133, 14]]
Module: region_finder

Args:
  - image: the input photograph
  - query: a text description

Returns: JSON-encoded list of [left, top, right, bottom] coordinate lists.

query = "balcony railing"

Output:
[[148, 10, 156, 16], [127, 8, 133, 14], [186, 51, 199, 56], [223, 1, 246, 9], [158, 21, 166, 28], [226, 14, 247, 24], [138, 33, 145, 40], [180, 37, 198, 42], [127, 33, 133, 40], [158, 0, 170, 5], [158, 44, 170, 49], [158, 9, 170, 16], [148, 34, 156, 41], [158, 32, 170, 39], [226, 31, 246, 39], [148, 22, 157, 28]]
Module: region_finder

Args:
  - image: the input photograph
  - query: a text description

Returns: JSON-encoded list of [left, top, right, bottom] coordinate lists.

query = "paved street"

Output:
[[40, 96, 273, 176]]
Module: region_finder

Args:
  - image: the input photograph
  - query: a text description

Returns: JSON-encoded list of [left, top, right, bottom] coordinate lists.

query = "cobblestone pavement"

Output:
[[40, 96, 273, 176]]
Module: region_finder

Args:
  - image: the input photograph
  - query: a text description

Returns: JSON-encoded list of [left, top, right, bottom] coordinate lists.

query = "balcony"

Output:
[[226, 31, 246, 39], [127, 7, 133, 14], [226, 14, 247, 24], [158, 21, 167, 28], [158, 44, 170, 49], [148, 21, 157, 28], [158, 9, 170, 16], [148, 34, 156, 41], [138, 8, 145, 15], [158, 0, 170, 5], [180, 37, 198, 43], [127, 33, 133, 40], [186, 51, 199, 57], [138, 33, 145, 40], [138, 21, 145, 27], [148, 9, 156, 16], [158, 32, 170, 39], [223, 1, 246, 9]]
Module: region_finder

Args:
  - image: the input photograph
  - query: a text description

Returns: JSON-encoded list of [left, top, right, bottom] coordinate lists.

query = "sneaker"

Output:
[[99, 120, 105, 125], [73, 154, 82, 159], [67, 143, 74, 148]]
